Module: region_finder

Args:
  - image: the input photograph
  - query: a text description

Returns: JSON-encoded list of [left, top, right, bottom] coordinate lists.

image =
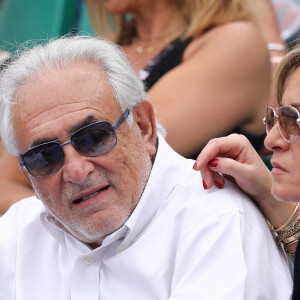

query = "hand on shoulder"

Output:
[[193, 134, 273, 204]]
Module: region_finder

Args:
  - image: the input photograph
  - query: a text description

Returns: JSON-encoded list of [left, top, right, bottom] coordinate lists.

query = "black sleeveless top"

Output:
[[139, 35, 266, 158], [292, 241, 300, 299], [139, 36, 192, 92]]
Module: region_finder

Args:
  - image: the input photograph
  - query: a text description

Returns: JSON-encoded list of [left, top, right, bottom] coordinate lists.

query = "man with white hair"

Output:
[[0, 36, 292, 299]]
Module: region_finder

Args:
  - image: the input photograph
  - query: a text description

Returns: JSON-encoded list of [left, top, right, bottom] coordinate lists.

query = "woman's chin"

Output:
[[271, 185, 300, 203]]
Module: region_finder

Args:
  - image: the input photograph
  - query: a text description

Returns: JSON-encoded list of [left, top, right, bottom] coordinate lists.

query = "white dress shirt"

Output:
[[0, 135, 292, 300]]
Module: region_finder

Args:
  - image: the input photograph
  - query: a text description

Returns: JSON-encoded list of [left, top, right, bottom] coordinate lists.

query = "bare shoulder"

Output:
[[148, 20, 269, 155], [0, 151, 29, 183], [184, 21, 268, 62]]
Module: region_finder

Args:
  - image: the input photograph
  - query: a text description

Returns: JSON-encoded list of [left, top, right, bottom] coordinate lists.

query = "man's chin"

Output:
[[65, 213, 130, 247]]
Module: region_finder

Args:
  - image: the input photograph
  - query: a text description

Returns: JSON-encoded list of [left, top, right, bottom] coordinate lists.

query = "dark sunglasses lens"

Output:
[[279, 107, 300, 143], [265, 107, 275, 133], [71, 122, 117, 156], [23, 143, 64, 177]]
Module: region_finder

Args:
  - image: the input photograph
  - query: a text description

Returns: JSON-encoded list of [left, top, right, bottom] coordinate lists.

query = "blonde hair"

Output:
[[185, 0, 256, 37], [85, 0, 256, 44]]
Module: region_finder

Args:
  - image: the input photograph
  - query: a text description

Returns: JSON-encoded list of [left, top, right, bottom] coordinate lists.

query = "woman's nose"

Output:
[[264, 122, 289, 152]]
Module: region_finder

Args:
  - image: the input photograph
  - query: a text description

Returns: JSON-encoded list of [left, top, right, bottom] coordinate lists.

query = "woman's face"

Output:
[[265, 67, 300, 202]]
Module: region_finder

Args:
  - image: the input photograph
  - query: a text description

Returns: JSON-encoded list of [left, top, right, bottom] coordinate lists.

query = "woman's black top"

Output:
[[292, 241, 300, 299], [140, 36, 192, 92], [139, 36, 266, 157]]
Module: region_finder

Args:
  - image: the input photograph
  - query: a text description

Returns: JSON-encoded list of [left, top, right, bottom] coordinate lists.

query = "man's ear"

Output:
[[133, 100, 157, 157]]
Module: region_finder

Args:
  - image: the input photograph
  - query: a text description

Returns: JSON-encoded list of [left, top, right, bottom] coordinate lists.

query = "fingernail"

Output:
[[208, 158, 218, 168], [203, 180, 208, 190], [193, 161, 198, 169], [214, 180, 223, 189]]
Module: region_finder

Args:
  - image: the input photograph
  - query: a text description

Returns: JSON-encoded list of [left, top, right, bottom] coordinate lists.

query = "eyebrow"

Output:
[[70, 115, 98, 133], [30, 115, 99, 148]]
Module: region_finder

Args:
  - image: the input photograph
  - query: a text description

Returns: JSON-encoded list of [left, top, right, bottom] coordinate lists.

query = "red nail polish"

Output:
[[203, 180, 208, 190], [214, 180, 223, 189], [193, 161, 198, 169], [209, 158, 218, 168]]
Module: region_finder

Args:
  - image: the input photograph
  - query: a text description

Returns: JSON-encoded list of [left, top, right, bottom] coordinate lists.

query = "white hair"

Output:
[[0, 35, 165, 156]]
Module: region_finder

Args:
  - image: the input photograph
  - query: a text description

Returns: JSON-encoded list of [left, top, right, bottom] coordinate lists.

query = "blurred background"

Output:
[[273, 0, 300, 46], [0, 0, 95, 53], [0, 0, 300, 54]]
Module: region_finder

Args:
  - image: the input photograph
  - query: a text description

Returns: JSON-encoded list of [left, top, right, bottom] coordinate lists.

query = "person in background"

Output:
[[0, 53, 34, 215], [255, 0, 288, 108], [194, 44, 300, 300], [272, 0, 300, 48], [0, 35, 292, 299], [0, 0, 35, 213], [86, 0, 269, 158], [0, 149, 34, 214]]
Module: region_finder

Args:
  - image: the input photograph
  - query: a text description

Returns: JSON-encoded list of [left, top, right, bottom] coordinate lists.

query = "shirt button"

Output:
[[118, 245, 125, 252], [84, 257, 93, 265]]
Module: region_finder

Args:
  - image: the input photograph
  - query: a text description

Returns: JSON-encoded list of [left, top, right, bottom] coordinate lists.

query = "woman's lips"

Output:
[[271, 161, 287, 174]]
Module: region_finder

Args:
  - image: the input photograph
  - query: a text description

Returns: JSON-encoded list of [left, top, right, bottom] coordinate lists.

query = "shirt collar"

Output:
[[121, 134, 187, 248]]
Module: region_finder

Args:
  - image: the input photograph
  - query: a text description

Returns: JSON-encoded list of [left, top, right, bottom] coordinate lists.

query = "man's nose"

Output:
[[62, 145, 95, 184]]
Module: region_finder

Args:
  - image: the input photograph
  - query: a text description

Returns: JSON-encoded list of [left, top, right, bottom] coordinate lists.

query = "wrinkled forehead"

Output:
[[11, 62, 122, 151], [12, 62, 121, 120], [13, 62, 112, 112]]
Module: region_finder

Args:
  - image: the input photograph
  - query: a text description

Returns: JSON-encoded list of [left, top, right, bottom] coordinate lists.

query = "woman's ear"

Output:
[[133, 100, 157, 157]]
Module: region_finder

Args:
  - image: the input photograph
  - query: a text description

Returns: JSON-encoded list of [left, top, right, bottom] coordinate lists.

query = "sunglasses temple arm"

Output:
[[113, 109, 130, 130], [19, 155, 25, 167]]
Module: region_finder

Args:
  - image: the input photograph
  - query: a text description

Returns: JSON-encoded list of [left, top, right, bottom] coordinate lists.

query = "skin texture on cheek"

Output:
[[30, 130, 153, 247]]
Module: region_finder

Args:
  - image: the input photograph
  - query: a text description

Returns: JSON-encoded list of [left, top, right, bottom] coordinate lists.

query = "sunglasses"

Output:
[[20, 109, 130, 178], [263, 106, 300, 143]]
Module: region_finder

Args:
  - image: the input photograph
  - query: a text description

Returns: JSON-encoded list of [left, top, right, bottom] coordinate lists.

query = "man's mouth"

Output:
[[72, 185, 110, 204]]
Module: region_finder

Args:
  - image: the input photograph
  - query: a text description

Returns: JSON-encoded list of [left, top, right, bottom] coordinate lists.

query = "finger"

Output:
[[208, 156, 253, 188], [212, 172, 225, 189], [194, 134, 250, 169], [194, 161, 215, 190]]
